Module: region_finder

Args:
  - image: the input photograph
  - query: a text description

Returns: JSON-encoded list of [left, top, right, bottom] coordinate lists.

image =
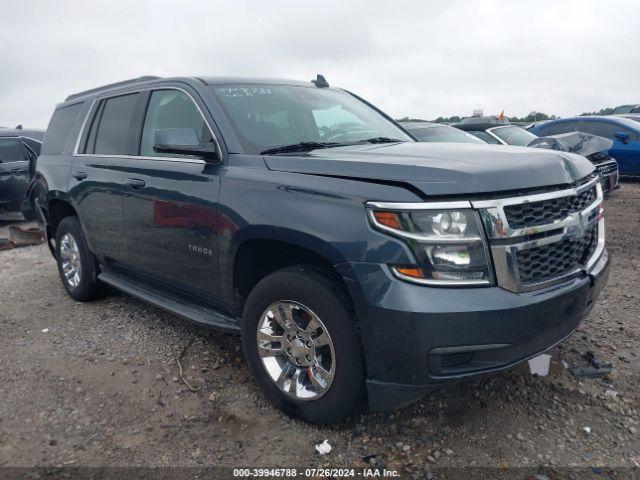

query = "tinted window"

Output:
[[41, 103, 83, 155], [490, 126, 538, 146], [469, 131, 501, 144], [211, 85, 412, 154], [613, 105, 636, 114], [538, 121, 579, 136], [0, 138, 25, 163], [411, 126, 485, 144], [92, 93, 140, 155], [140, 90, 212, 158], [579, 121, 635, 140]]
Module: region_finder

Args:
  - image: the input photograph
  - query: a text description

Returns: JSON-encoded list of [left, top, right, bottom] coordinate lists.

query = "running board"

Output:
[[98, 271, 241, 333]]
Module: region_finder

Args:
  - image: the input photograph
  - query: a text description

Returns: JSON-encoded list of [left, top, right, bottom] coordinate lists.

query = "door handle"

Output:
[[72, 171, 88, 180], [12, 167, 27, 174], [124, 178, 146, 189]]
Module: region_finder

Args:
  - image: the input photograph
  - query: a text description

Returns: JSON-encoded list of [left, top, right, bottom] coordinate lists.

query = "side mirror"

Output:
[[153, 128, 218, 161], [614, 131, 630, 143]]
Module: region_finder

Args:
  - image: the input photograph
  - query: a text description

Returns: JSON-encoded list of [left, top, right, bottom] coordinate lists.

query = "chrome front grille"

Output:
[[472, 176, 605, 292], [596, 161, 618, 176], [504, 186, 597, 229], [516, 223, 598, 283]]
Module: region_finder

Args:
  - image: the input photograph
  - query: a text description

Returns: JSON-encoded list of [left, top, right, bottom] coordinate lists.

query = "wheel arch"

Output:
[[226, 227, 355, 316]]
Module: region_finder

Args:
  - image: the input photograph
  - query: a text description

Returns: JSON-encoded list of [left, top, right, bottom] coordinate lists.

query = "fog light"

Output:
[[430, 245, 471, 267]]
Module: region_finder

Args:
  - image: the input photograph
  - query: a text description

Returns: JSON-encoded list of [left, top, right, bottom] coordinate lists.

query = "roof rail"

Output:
[[65, 76, 162, 101]]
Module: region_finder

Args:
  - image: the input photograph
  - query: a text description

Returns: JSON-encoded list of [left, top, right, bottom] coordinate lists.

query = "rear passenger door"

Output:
[[122, 87, 223, 302], [0, 138, 30, 215], [72, 92, 141, 263]]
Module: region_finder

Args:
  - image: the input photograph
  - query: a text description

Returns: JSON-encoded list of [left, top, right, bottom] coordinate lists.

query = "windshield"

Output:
[[210, 85, 413, 154], [410, 125, 485, 144], [491, 126, 538, 146]]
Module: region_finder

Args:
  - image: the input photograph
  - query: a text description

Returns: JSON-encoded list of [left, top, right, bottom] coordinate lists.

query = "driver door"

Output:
[[0, 137, 30, 216]]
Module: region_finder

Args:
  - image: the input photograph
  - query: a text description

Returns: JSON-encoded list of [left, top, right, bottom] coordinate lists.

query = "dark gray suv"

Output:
[[32, 76, 610, 423]]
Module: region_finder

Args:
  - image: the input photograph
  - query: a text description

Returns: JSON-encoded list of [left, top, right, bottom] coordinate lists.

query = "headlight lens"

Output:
[[369, 207, 493, 286]]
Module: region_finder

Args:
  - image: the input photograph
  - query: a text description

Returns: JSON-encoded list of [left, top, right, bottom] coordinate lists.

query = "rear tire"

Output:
[[242, 266, 365, 424], [55, 216, 101, 301]]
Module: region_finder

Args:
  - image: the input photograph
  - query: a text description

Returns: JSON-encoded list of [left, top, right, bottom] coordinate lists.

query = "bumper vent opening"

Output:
[[440, 351, 473, 370]]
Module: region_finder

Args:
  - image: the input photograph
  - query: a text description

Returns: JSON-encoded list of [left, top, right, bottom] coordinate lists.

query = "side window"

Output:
[[0, 138, 26, 163], [41, 103, 83, 155], [579, 121, 632, 140], [88, 93, 140, 155], [140, 90, 212, 158], [539, 121, 579, 136], [470, 131, 501, 144]]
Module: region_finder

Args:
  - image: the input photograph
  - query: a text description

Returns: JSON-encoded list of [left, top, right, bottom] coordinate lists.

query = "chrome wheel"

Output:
[[59, 233, 82, 288], [256, 301, 336, 400]]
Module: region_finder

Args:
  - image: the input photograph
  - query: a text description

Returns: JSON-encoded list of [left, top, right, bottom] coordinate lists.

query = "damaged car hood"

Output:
[[263, 142, 594, 196], [527, 132, 613, 158]]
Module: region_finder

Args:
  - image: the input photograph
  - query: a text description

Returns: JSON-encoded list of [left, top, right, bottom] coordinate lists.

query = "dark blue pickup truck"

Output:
[[32, 76, 609, 423]]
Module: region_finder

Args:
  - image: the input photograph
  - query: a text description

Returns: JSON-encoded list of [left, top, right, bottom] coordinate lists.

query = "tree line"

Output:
[[398, 107, 616, 124]]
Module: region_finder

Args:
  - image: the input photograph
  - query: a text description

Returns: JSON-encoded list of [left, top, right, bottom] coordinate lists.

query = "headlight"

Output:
[[367, 205, 493, 286]]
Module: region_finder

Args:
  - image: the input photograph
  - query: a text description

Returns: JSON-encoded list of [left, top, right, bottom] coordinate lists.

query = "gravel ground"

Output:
[[0, 183, 639, 478]]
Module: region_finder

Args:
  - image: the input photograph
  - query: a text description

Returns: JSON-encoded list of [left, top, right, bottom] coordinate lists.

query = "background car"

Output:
[[454, 123, 619, 193], [528, 116, 640, 176], [401, 121, 486, 144], [615, 113, 640, 124], [0, 127, 44, 219], [452, 118, 509, 144], [612, 104, 640, 114]]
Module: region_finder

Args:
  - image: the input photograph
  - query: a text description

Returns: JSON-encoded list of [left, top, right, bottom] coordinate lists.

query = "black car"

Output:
[[0, 127, 44, 219], [612, 104, 640, 114], [32, 76, 609, 423], [401, 121, 485, 144]]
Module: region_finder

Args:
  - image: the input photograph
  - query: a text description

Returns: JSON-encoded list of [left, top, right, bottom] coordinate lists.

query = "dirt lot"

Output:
[[1, 183, 639, 478]]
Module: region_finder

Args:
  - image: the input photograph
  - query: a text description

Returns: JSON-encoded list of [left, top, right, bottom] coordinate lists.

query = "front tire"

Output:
[[55, 216, 100, 301], [242, 266, 365, 423]]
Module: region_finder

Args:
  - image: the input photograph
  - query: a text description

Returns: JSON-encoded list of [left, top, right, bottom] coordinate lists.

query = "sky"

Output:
[[1, 0, 639, 128]]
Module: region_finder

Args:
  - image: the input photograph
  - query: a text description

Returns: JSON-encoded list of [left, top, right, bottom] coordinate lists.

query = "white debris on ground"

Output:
[[315, 439, 331, 455], [583, 426, 592, 434], [528, 354, 551, 376], [604, 389, 618, 398], [41, 328, 49, 333]]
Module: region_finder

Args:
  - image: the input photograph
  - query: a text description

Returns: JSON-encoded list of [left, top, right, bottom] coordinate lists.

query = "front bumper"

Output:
[[342, 249, 610, 411]]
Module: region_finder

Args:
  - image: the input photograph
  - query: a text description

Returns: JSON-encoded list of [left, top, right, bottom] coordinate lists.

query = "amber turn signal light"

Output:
[[373, 211, 402, 230], [394, 266, 425, 279]]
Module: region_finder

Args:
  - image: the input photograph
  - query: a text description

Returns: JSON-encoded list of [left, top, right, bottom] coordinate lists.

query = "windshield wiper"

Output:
[[360, 137, 406, 144], [260, 141, 341, 155]]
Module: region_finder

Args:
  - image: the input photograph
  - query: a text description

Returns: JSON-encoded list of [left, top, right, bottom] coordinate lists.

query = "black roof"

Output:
[[0, 128, 45, 141], [198, 76, 314, 87], [64, 75, 319, 102], [455, 123, 504, 132]]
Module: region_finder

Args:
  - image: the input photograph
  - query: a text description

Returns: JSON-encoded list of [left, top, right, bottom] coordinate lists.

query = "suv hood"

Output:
[[264, 142, 594, 197]]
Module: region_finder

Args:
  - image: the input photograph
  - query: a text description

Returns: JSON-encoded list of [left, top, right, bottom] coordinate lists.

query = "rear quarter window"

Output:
[[41, 103, 84, 155]]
